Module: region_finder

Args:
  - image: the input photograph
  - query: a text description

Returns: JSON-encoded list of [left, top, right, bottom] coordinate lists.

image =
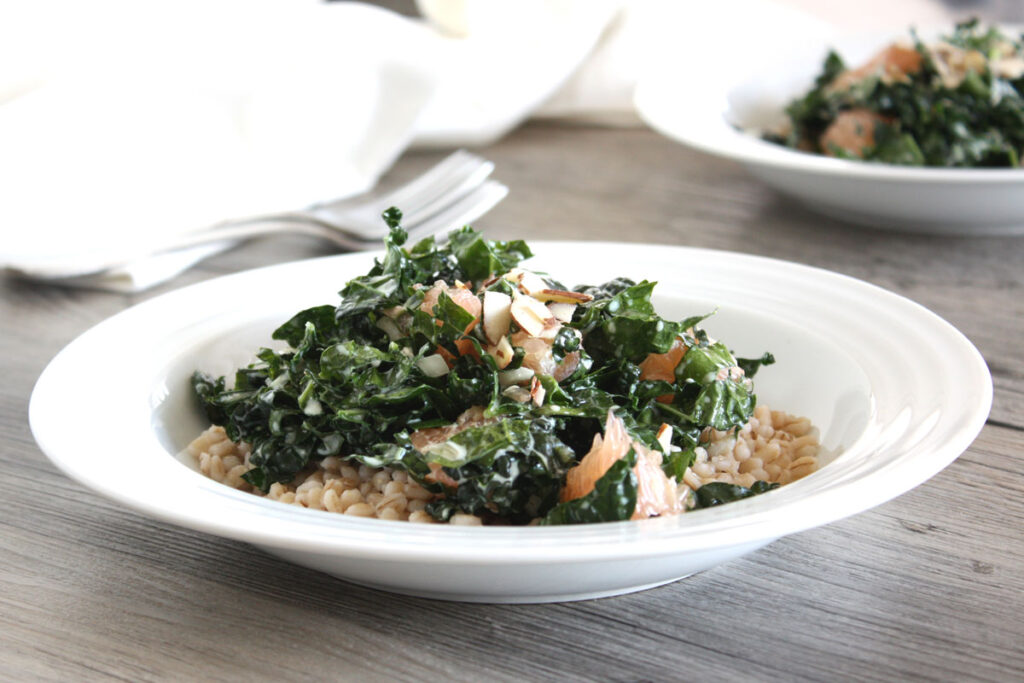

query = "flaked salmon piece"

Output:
[[638, 337, 687, 383], [510, 330, 556, 377], [553, 351, 580, 382], [409, 406, 488, 453], [426, 462, 459, 489], [829, 43, 923, 92], [510, 329, 582, 382], [420, 281, 482, 333], [819, 108, 886, 158], [630, 442, 684, 520], [561, 409, 631, 502], [639, 337, 687, 403], [453, 338, 481, 362], [560, 411, 684, 519]]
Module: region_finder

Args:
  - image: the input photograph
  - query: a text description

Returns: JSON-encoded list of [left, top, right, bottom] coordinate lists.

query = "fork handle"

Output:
[[11, 218, 359, 282]]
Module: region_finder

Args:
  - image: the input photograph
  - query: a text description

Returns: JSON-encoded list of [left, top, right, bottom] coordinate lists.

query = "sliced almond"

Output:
[[502, 268, 524, 284], [532, 289, 593, 304], [478, 274, 501, 290], [510, 293, 556, 337], [547, 302, 577, 323], [993, 55, 1024, 79], [502, 385, 532, 403], [503, 268, 552, 296], [536, 317, 562, 342], [530, 376, 546, 407], [482, 290, 513, 345], [518, 271, 551, 296], [656, 423, 673, 452], [485, 335, 514, 370]]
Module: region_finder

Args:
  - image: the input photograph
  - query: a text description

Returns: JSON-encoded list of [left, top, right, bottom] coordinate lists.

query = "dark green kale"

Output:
[[540, 450, 638, 525], [565, 279, 759, 462], [424, 418, 577, 523], [573, 280, 683, 364], [736, 351, 776, 378], [192, 209, 534, 493], [694, 481, 779, 508], [192, 210, 776, 524]]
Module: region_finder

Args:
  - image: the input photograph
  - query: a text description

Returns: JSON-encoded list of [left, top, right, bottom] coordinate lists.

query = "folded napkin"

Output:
[[0, 0, 954, 292], [0, 1, 442, 290]]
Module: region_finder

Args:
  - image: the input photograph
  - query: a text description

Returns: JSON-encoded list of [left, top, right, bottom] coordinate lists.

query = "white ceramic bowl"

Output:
[[30, 243, 991, 602], [634, 28, 1024, 235]]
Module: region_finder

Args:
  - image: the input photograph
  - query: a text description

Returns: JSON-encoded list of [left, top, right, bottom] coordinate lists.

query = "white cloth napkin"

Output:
[[0, 0, 955, 291], [0, 1, 442, 290]]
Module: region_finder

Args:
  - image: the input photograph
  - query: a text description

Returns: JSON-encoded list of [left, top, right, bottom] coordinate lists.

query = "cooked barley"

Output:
[[187, 402, 819, 524]]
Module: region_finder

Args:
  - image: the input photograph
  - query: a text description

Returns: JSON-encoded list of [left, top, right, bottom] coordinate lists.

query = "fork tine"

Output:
[[404, 180, 509, 244], [369, 152, 492, 219], [358, 150, 483, 212], [306, 150, 493, 239], [399, 159, 494, 228]]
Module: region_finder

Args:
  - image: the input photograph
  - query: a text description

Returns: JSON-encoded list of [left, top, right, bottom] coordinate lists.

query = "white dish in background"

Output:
[[634, 28, 1024, 235], [30, 244, 991, 603]]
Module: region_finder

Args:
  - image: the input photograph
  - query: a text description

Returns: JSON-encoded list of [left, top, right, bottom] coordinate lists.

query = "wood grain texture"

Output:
[[3, 118, 1023, 680]]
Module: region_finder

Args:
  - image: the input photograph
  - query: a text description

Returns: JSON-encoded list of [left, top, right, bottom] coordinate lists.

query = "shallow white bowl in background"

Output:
[[30, 244, 991, 602], [634, 28, 1024, 235]]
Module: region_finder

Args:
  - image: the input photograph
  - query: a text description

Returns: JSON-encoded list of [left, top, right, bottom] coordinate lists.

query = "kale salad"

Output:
[[191, 210, 812, 525], [765, 20, 1024, 167]]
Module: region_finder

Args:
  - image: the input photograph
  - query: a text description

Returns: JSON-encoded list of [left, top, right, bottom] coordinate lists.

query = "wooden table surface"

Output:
[[4, 109, 1024, 683]]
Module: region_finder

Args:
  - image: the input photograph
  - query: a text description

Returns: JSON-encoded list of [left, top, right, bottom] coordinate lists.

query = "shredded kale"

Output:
[[737, 351, 776, 378], [694, 481, 779, 508], [423, 418, 577, 523], [540, 450, 638, 525], [192, 210, 777, 524]]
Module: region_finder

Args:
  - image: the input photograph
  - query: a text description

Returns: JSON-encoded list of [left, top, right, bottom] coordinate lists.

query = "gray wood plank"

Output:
[[0, 425, 1018, 681]]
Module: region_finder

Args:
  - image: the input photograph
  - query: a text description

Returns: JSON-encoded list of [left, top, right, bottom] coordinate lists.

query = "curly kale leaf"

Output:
[[736, 351, 776, 378], [540, 449, 638, 525], [660, 446, 697, 482], [572, 279, 682, 364], [447, 227, 532, 283], [689, 380, 755, 432], [272, 305, 338, 348], [334, 210, 531, 324], [422, 417, 577, 523], [694, 480, 779, 508], [671, 340, 757, 432], [945, 17, 1008, 53], [192, 313, 442, 491]]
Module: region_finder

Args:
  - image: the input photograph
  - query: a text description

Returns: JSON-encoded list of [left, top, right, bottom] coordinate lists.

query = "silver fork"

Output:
[[9, 150, 508, 283], [210, 149, 503, 248]]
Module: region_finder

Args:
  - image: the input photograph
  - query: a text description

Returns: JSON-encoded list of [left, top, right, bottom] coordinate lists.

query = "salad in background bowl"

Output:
[[764, 20, 1024, 167], [635, 20, 1024, 234]]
